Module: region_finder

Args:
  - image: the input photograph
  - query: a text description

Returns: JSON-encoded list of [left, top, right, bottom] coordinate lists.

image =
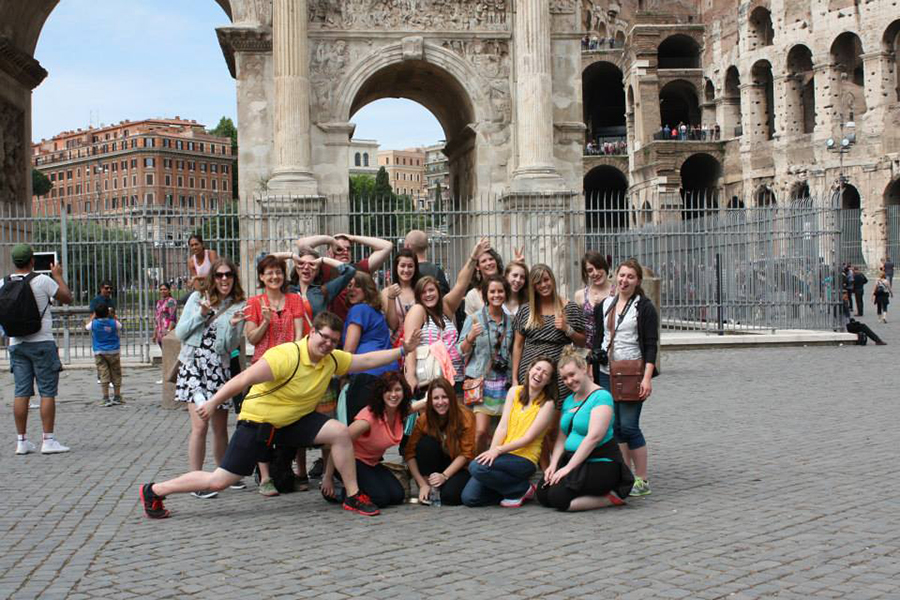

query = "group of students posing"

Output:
[[140, 231, 659, 518]]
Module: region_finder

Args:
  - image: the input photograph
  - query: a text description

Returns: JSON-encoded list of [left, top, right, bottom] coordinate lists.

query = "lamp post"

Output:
[[825, 92, 856, 208]]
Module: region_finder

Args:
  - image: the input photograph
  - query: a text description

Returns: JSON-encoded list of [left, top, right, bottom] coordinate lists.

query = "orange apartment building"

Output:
[[31, 117, 235, 241], [377, 148, 427, 198]]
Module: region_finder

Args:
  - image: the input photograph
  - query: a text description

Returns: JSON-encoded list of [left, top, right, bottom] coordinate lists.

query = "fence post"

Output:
[[715, 252, 724, 335], [60, 207, 70, 364]]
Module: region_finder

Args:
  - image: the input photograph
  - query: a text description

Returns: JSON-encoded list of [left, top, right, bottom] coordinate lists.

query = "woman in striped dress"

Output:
[[511, 264, 586, 405]]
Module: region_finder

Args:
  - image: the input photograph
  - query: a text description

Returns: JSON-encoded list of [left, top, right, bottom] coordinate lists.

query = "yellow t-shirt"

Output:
[[239, 339, 352, 428], [504, 386, 549, 465]]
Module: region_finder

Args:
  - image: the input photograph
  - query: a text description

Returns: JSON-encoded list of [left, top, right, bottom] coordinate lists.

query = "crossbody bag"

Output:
[[606, 296, 645, 402]]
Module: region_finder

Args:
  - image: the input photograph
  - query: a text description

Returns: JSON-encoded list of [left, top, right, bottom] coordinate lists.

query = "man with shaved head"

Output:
[[404, 229, 449, 294]]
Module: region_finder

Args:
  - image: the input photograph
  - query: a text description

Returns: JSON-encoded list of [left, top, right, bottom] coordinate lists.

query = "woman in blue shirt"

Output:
[[343, 271, 397, 420], [537, 346, 634, 511]]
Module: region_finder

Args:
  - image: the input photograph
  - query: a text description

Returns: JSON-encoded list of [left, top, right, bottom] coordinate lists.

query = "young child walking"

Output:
[[86, 303, 123, 406]]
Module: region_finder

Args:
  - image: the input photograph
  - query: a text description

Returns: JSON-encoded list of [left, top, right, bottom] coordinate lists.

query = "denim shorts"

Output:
[[9, 341, 62, 398]]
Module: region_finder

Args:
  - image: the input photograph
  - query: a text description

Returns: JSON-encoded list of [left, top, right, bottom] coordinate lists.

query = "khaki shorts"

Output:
[[94, 353, 122, 387]]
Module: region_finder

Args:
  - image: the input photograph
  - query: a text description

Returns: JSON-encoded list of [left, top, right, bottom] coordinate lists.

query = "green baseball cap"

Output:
[[11, 243, 34, 266]]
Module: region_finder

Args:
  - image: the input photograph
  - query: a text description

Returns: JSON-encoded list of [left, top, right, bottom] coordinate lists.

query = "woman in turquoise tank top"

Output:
[[537, 347, 634, 511]]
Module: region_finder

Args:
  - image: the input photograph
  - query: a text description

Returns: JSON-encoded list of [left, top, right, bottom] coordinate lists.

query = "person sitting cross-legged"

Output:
[[138, 312, 421, 519]]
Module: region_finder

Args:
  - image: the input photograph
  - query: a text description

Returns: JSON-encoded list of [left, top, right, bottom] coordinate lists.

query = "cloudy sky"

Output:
[[32, 0, 443, 150]]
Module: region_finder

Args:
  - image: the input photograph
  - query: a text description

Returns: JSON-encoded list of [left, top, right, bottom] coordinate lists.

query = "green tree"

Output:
[[209, 117, 238, 198], [192, 200, 240, 262], [374, 166, 393, 198], [32, 169, 52, 197]]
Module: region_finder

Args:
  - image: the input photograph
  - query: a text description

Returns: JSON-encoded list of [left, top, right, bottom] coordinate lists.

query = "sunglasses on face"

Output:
[[214, 272, 234, 280]]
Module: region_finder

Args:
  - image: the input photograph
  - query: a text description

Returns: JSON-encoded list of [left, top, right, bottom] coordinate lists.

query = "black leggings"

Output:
[[536, 456, 622, 511], [413, 434, 470, 506], [346, 373, 380, 422], [355, 460, 405, 508]]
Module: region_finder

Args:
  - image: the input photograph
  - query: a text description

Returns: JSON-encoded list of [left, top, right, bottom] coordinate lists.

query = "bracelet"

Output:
[[440, 472, 448, 480], [399, 346, 406, 359]]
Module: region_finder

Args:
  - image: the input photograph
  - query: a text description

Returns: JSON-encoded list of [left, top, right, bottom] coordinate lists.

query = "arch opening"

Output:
[[840, 184, 864, 265], [790, 181, 810, 202], [659, 80, 700, 130], [830, 32, 867, 118], [882, 20, 900, 102], [680, 153, 721, 219], [582, 62, 626, 145], [755, 184, 777, 207], [751, 60, 775, 140], [724, 66, 743, 137], [657, 34, 701, 69], [748, 7, 774, 50], [584, 166, 629, 230], [349, 59, 477, 200], [786, 45, 816, 135]]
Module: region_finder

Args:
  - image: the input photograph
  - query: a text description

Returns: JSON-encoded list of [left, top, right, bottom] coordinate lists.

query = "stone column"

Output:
[[511, 0, 565, 192], [267, 0, 318, 196], [812, 61, 838, 144]]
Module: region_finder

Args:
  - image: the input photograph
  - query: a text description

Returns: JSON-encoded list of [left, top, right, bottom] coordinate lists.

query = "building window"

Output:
[[113, 178, 118, 189], [165, 174, 171, 186], [200, 163, 207, 172], [211, 179, 217, 190], [145, 193, 154, 203], [211, 163, 218, 173], [355, 152, 361, 167], [200, 179, 206, 189], [177, 160, 184, 169], [189, 177, 195, 188], [177, 176, 183, 186], [199, 143, 205, 152], [121, 160, 127, 170], [145, 157, 155, 168], [130, 159, 137, 168], [188, 142, 195, 151], [132, 175, 137, 187], [146, 174, 154, 185], [222, 165, 229, 174], [176, 140, 183, 150], [363, 153, 369, 167], [189, 161, 195, 171], [104, 180, 109, 191], [222, 180, 228, 191], [112, 162, 117, 172], [164, 158, 172, 168]]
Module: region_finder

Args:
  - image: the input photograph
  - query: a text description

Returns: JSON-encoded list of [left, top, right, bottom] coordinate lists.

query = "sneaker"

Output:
[[630, 477, 652, 497], [41, 438, 70, 454], [101, 397, 115, 407], [342, 492, 380, 516], [309, 457, 325, 479], [258, 479, 279, 497], [112, 395, 124, 405], [606, 491, 626, 506], [15, 440, 36, 455], [190, 490, 218, 499], [229, 479, 247, 490], [139, 483, 170, 519], [500, 483, 537, 508]]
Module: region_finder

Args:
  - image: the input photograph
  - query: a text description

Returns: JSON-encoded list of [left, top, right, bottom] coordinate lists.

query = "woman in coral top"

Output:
[[461, 356, 558, 508], [322, 371, 412, 508], [243, 255, 310, 496]]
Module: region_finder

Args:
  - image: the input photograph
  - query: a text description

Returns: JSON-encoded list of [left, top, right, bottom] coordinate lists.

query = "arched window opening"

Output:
[[582, 62, 626, 144], [751, 60, 775, 140], [790, 181, 810, 202], [755, 184, 777, 207], [786, 45, 816, 135], [841, 184, 864, 265], [659, 80, 700, 130], [728, 196, 745, 209], [830, 32, 867, 118], [680, 153, 721, 219], [585, 166, 629, 230], [658, 34, 701, 69], [724, 66, 743, 137], [354, 152, 361, 167], [363, 153, 369, 167], [748, 7, 774, 50], [704, 79, 715, 103], [881, 20, 900, 102]]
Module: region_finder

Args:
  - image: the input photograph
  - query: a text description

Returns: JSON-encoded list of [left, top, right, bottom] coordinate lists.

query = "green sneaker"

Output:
[[630, 477, 651, 497], [258, 479, 279, 497]]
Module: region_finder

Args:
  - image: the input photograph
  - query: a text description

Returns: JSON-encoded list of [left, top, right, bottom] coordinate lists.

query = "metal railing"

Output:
[[887, 204, 900, 264], [1, 191, 848, 362]]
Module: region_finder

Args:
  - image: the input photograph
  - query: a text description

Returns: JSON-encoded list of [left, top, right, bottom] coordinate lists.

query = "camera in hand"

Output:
[[588, 348, 608, 367], [492, 356, 509, 373]]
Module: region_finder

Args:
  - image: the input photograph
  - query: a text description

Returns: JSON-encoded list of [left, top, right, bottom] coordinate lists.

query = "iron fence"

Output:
[[887, 205, 900, 265], [1, 191, 848, 362]]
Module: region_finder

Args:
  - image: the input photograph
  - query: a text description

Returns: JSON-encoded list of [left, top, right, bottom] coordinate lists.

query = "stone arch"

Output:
[[659, 79, 700, 128], [657, 34, 701, 69], [785, 44, 816, 135], [583, 61, 626, 142], [754, 184, 777, 206], [334, 41, 491, 198], [615, 31, 626, 47], [882, 20, 900, 102], [789, 180, 811, 202], [724, 66, 743, 137], [830, 31, 867, 118], [584, 165, 628, 231], [748, 6, 774, 50], [840, 184, 864, 265], [704, 79, 715, 102], [679, 153, 721, 219], [751, 59, 775, 140]]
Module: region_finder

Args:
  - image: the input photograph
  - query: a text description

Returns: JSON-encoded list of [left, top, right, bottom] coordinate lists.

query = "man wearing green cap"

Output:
[[0, 244, 72, 455]]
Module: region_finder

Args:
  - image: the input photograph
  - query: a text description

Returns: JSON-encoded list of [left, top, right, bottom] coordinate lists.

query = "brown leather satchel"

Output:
[[606, 298, 645, 402]]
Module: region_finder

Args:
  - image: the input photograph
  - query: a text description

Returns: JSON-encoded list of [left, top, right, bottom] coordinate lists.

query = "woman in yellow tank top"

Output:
[[461, 356, 558, 508]]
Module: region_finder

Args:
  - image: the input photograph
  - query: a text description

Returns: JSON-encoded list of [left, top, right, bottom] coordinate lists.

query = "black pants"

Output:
[[854, 290, 865, 315], [355, 460, 404, 508], [846, 321, 884, 345], [536, 456, 621, 511], [413, 434, 470, 506], [346, 373, 380, 422]]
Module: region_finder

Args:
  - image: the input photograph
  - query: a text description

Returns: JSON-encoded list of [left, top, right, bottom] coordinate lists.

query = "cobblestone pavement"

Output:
[[1, 313, 898, 600]]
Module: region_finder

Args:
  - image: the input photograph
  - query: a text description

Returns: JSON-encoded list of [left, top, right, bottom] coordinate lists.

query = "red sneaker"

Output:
[[342, 492, 380, 516], [140, 483, 170, 519]]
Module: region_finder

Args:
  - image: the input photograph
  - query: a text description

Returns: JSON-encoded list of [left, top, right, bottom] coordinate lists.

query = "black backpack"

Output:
[[0, 273, 48, 337]]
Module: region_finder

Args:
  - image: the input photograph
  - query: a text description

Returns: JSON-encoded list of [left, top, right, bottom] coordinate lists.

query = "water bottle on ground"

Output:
[[429, 486, 442, 507]]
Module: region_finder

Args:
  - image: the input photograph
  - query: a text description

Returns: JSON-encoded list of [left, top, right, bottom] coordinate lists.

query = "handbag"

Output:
[[414, 318, 444, 386], [462, 307, 508, 406], [606, 297, 645, 402]]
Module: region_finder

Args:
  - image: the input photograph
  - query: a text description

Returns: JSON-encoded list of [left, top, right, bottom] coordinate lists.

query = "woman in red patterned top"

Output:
[[243, 254, 311, 496]]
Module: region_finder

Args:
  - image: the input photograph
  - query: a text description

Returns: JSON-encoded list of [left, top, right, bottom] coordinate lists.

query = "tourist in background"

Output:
[[592, 258, 659, 497], [187, 235, 218, 293], [154, 282, 177, 349], [405, 378, 475, 506], [873, 270, 893, 323], [174, 258, 246, 499]]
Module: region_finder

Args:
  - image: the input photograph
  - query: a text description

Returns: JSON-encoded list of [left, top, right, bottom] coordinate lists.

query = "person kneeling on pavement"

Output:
[[139, 311, 421, 518]]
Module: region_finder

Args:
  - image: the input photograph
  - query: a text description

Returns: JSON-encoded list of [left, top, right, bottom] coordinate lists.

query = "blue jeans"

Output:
[[461, 454, 535, 506], [595, 370, 645, 450], [9, 341, 62, 398]]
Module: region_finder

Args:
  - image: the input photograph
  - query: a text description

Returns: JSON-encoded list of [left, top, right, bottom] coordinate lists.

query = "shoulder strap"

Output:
[[241, 341, 303, 403]]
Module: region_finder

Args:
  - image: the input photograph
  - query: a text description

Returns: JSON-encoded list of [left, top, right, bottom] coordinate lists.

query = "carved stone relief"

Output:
[[549, 0, 577, 13], [441, 39, 511, 123], [309, 0, 508, 31], [309, 40, 350, 119], [0, 99, 25, 205]]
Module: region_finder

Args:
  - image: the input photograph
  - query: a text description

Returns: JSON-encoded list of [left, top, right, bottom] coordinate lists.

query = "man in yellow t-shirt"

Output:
[[140, 312, 420, 519]]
